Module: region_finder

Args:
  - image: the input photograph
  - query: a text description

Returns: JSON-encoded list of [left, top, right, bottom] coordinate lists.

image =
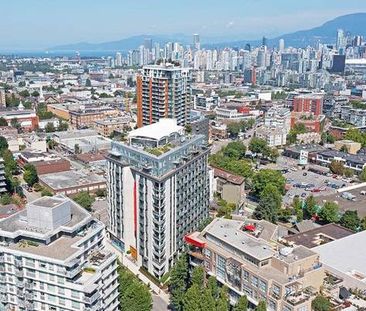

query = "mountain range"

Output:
[[50, 13, 366, 51]]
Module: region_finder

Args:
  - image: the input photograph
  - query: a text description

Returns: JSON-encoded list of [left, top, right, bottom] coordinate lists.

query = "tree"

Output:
[[344, 168, 354, 178], [183, 284, 201, 311], [311, 295, 331, 311], [0, 117, 8, 126], [23, 164, 38, 186], [223, 141, 247, 160], [344, 128, 365, 146], [10, 118, 21, 132], [233, 295, 248, 311], [329, 160, 345, 175], [254, 184, 282, 223], [360, 167, 366, 182], [72, 191, 95, 210], [85, 78, 92, 87], [255, 301, 267, 311], [0, 193, 12, 205], [191, 266, 205, 288], [31, 90, 39, 97], [216, 286, 229, 311], [19, 90, 30, 97], [199, 288, 216, 311], [58, 120, 69, 131], [169, 254, 189, 311], [304, 195, 317, 219], [118, 264, 152, 311], [339, 210, 360, 231], [41, 188, 53, 197], [207, 276, 218, 298], [95, 188, 106, 197], [0, 136, 8, 153], [252, 169, 286, 196], [249, 137, 268, 154], [227, 123, 241, 138], [45, 122, 55, 133], [319, 202, 340, 223], [293, 197, 303, 222]]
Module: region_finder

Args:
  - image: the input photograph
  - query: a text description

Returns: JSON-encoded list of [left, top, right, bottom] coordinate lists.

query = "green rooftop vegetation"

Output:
[[144, 143, 174, 156], [18, 240, 39, 248]]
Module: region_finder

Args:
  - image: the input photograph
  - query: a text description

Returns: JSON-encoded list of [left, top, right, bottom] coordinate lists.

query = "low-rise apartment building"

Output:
[[70, 107, 120, 129], [185, 218, 325, 311], [0, 195, 119, 311], [94, 115, 132, 137]]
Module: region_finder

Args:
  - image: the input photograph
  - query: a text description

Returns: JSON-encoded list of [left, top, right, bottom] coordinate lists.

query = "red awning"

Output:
[[184, 234, 206, 248]]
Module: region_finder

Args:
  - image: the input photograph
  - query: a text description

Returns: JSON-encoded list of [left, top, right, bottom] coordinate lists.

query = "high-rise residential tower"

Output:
[[193, 34, 200, 50], [136, 64, 191, 127], [107, 119, 209, 278], [0, 195, 119, 311]]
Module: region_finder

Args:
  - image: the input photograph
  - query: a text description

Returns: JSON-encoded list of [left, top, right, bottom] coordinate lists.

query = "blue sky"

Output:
[[1, 0, 366, 49]]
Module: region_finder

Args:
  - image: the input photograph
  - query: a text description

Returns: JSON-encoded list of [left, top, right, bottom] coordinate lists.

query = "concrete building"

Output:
[[185, 218, 324, 311], [293, 94, 323, 116], [316, 150, 366, 172], [314, 230, 366, 291], [264, 107, 291, 134], [39, 170, 106, 195], [136, 64, 191, 127], [70, 107, 120, 129], [0, 88, 6, 107], [107, 119, 210, 278], [256, 127, 287, 147], [0, 195, 119, 311], [0, 109, 39, 132], [334, 140, 362, 155], [213, 168, 245, 205], [94, 115, 132, 137]]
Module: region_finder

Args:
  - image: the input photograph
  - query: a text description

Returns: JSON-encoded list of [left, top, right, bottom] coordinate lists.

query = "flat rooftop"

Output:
[[204, 218, 275, 261], [284, 223, 354, 249], [128, 118, 184, 142], [40, 170, 105, 191], [33, 196, 66, 208], [314, 230, 366, 280]]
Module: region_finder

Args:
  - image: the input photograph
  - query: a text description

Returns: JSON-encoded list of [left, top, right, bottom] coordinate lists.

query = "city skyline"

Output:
[[0, 0, 366, 49]]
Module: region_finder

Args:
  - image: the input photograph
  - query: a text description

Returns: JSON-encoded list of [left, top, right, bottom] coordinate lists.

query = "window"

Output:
[[59, 297, 66, 306], [216, 255, 226, 280], [58, 287, 65, 295], [297, 307, 308, 311], [39, 272, 47, 280], [48, 294, 56, 303], [242, 269, 249, 282], [71, 291, 80, 299], [57, 276, 65, 285], [251, 276, 258, 287], [258, 279, 267, 293], [269, 300, 277, 310], [47, 284, 56, 293], [72, 301, 81, 310]]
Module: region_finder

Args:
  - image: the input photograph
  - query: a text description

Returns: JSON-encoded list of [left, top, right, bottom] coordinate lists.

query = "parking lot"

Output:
[[317, 186, 366, 218], [283, 169, 350, 205]]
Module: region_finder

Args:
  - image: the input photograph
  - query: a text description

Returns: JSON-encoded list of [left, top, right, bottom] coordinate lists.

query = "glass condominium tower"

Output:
[[106, 119, 209, 278]]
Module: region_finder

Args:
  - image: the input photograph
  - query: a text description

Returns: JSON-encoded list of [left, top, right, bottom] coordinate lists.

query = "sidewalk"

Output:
[[105, 241, 170, 307]]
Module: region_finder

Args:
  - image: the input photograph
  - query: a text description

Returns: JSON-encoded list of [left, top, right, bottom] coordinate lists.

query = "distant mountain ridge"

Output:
[[50, 13, 366, 51]]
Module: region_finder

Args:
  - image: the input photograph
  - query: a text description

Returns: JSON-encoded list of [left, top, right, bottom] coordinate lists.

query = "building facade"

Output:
[[107, 119, 209, 278], [293, 94, 323, 116], [0, 195, 119, 311], [136, 64, 191, 127], [185, 218, 325, 311]]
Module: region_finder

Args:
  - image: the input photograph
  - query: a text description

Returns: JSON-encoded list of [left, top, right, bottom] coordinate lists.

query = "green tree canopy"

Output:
[[0, 117, 8, 126], [223, 141, 247, 160], [191, 266, 205, 288], [329, 160, 345, 175], [249, 137, 268, 154], [234, 295, 248, 311], [72, 191, 95, 210], [169, 254, 189, 311], [339, 210, 360, 231], [311, 295, 331, 311], [252, 169, 286, 196], [183, 284, 201, 311], [23, 164, 39, 186], [255, 301, 267, 311], [254, 184, 282, 223], [319, 202, 340, 223], [118, 264, 152, 311], [0, 136, 9, 153]]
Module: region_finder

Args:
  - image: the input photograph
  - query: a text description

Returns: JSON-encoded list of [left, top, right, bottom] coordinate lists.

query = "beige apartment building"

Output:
[[185, 218, 325, 311]]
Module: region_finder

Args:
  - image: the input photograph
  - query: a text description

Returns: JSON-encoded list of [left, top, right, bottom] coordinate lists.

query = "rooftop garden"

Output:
[[144, 143, 174, 156]]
